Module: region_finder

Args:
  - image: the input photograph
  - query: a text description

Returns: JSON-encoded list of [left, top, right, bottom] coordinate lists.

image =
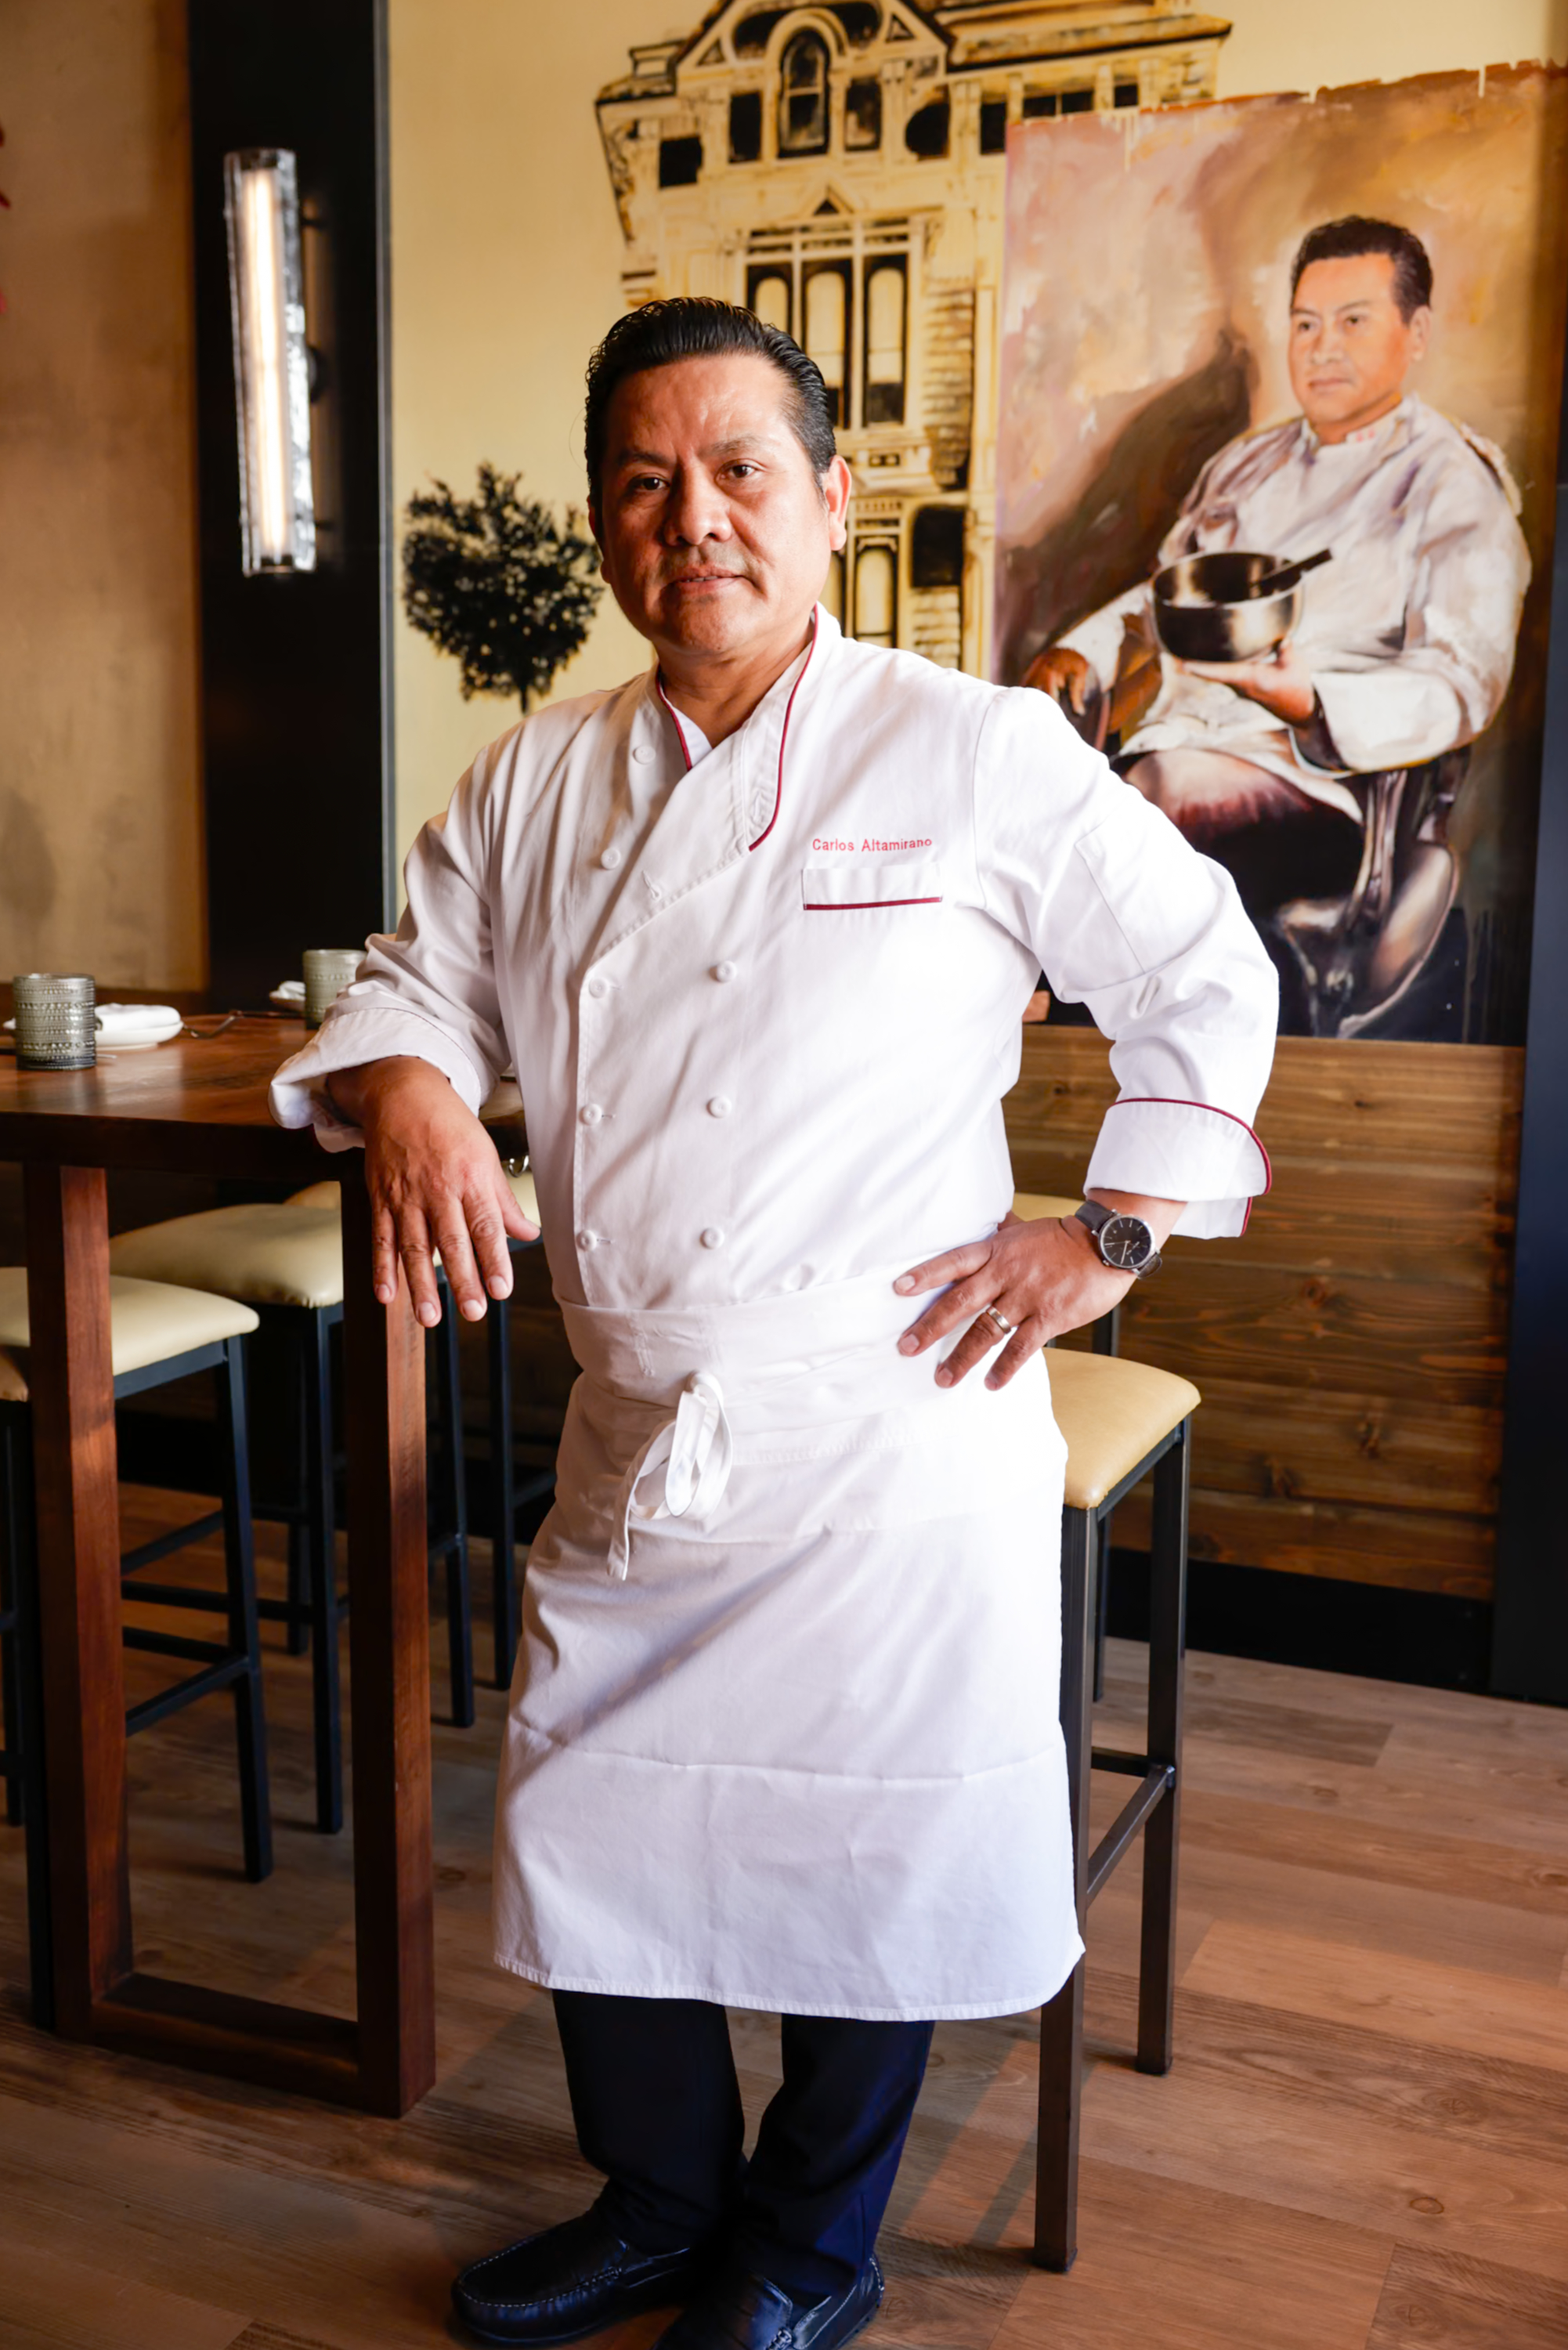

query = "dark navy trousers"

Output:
[[553, 1990, 934, 2299]]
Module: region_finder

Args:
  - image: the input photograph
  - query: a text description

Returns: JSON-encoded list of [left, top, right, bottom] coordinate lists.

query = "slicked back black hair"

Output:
[[584, 297, 838, 499], [1290, 217, 1434, 322]]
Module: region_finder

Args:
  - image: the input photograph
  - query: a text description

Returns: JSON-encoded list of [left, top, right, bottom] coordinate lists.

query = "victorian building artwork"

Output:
[[597, 1, 1231, 675]]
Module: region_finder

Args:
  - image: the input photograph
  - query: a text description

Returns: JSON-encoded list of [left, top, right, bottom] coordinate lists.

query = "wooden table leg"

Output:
[[25, 1163, 132, 2036], [340, 1172, 435, 2117]]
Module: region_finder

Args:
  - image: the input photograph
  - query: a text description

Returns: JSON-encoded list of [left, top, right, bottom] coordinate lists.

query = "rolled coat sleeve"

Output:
[[269, 747, 509, 1149], [976, 688, 1277, 1237]]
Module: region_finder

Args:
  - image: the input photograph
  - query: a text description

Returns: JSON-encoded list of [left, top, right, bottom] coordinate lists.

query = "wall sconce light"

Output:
[[223, 148, 316, 574]]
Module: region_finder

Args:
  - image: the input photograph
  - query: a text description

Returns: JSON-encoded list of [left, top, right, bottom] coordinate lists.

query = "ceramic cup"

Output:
[[302, 948, 363, 1029], [12, 972, 96, 1070]]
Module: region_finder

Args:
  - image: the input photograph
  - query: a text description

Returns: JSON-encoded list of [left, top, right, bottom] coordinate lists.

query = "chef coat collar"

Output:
[[590, 608, 837, 968], [646, 604, 836, 851], [1299, 394, 1415, 459]]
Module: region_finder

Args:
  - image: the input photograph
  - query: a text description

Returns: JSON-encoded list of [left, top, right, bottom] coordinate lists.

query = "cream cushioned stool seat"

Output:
[[1046, 1349, 1200, 1512], [0, 1264, 273, 1944], [108, 1200, 345, 1311], [1010, 1191, 1082, 1224], [1031, 1346, 1198, 2275], [289, 1162, 545, 1691], [0, 1267, 260, 1392]]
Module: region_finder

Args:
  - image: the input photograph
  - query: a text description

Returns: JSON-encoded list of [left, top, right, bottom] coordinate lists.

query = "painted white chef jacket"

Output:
[[1059, 396, 1530, 824], [272, 606, 1276, 2021]]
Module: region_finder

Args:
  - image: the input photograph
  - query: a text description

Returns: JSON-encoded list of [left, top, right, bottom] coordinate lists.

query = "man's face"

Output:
[[1288, 252, 1430, 443], [591, 352, 851, 670]]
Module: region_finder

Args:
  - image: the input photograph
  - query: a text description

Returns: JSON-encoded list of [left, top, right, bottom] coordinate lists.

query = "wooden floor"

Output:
[[2, 1495, 1568, 2350]]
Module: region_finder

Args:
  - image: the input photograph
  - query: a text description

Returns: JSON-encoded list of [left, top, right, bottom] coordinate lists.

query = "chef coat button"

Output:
[[712, 960, 737, 982], [587, 975, 609, 999], [600, 845, 623, 870], [699, 1227, 724, 1249], [580, 1103, 603, 1126], [577, 1229, 598, 1251], [706, 1096, 732, 1119], [631, 743, 654, 765]]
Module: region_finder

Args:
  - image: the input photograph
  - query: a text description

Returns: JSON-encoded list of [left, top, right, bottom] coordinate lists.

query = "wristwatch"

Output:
[[1072, 1199, 1162, 1278]]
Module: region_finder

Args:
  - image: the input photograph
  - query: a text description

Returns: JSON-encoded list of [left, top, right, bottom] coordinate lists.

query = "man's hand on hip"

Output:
[[892, 1191, 1183, 1391], [327, 1058, 539, 1326]]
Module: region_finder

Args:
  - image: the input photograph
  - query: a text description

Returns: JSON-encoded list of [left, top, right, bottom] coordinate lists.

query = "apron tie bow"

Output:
[[608, 1370, 734, 1580]]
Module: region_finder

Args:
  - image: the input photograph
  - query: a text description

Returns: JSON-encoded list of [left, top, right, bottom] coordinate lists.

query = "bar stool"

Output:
[[1031, 1346, 1198, 2273], [1013, 1191, 1125, 1703], [285, 1159, 546, 1694], [481, 1166, 551, 1690], [109, 1182, 476, 1835], [425, 1075, 553, 1689], [109, 1195, 354, 1831], [0, 1267, 273, 1924]]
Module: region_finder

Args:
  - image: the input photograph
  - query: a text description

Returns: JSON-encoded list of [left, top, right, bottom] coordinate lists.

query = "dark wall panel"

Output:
[[187, 0, 393, 1004], [1492, 376, 1568, 1704]]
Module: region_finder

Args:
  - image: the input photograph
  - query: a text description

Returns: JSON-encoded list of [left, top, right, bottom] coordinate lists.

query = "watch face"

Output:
[[1098, 1213, 1154, 1273]]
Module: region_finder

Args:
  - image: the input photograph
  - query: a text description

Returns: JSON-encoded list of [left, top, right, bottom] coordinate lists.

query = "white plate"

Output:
[[96, 1005, 184, 1048]]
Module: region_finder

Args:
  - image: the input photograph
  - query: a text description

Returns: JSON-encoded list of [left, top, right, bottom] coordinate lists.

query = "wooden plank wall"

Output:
[[1003, 1029, 1524, 1600]]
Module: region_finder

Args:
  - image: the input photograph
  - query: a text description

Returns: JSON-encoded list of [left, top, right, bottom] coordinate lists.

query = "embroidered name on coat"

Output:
[[811, 836, 934, 853]]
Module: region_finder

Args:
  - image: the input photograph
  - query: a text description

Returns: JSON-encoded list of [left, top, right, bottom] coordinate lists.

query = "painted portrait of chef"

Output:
[[1023, 214, 1531, 1035]]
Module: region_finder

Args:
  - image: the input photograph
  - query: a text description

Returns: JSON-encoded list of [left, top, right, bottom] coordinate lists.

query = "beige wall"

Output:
[[388, 0, 1568, 863], [388, 0, 656, 865], [1220, 0, 1568, 100], [0, 0, 204, 990]]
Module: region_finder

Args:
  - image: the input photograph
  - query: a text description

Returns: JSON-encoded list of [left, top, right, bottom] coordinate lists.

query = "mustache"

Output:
[[659, 558, 753, 580]]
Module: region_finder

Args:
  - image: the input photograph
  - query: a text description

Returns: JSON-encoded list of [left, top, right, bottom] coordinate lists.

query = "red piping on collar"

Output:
[[655, 674, 695, 772], [750, 609, 819, 852]]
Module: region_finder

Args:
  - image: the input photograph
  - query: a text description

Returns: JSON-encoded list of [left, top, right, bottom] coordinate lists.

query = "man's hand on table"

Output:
[[327, 1058, 540, 1327], [893, 1190, 1184, 1392]]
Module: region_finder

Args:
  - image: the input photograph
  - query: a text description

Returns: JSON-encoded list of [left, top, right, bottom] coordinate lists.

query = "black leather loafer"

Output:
[[452, 2206, 710, 2345], [652, 2257, 883, 2350]]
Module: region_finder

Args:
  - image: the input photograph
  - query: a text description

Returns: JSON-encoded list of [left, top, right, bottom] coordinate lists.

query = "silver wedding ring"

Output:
[[983, 1304, 1014, 1337]]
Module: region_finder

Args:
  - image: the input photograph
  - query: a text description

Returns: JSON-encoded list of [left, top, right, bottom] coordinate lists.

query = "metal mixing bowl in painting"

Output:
[[1152, 551, 1306, 663]]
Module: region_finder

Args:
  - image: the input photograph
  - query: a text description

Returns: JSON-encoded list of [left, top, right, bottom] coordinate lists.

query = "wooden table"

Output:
[[0, 1019, 435, 2115]]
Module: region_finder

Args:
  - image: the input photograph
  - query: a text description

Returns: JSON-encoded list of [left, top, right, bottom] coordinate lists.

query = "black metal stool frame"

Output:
[[484, 1233, 556, 1691], [205, 1300, 349, 1836], [1035, 1409, 1190, 2272], [2, 1330, 273, 1989], [431, 1269, 476, 1726], [245, 1284, 475, 1838]]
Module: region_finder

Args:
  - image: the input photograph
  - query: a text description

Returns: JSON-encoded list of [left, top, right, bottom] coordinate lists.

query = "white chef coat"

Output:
[[272, 607, 1276, 2020], [1059, 396, 1531, 822]]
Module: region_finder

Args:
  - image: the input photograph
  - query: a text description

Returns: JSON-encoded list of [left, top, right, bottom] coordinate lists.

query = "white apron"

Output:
[[492, 1269, 1078, 2019], [270, 607, 1276, 2019]]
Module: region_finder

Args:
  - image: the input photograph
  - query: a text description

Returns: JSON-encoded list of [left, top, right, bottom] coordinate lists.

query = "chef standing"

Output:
[[273, 298, 1276, 2350]]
